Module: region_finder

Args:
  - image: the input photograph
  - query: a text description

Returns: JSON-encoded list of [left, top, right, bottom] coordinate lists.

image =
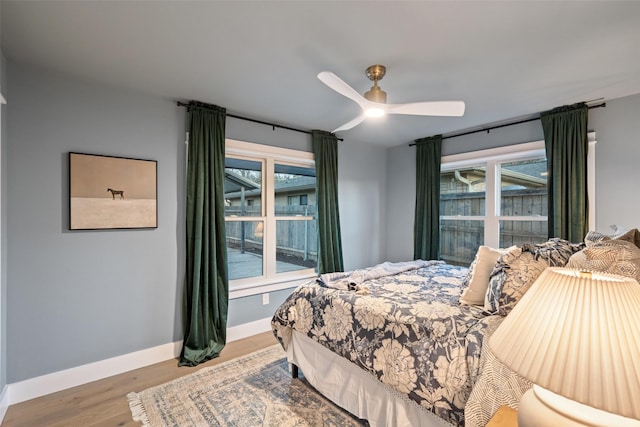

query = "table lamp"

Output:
[[254, 221, 264, 238], [489, 267, 640, 426]]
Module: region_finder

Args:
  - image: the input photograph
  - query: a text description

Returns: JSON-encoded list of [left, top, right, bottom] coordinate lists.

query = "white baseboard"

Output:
[[0, 385, 9, 424], [6, 317, 273, 406], [226, 317, 272, 342], [8, 341, 182, 406]]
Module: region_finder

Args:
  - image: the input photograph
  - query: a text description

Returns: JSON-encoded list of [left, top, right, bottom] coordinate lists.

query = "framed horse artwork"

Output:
[[69, 152, 157, 230]]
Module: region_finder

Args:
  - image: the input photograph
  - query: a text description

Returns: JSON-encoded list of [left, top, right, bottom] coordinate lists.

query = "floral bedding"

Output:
[[271, 261, 504, 426]]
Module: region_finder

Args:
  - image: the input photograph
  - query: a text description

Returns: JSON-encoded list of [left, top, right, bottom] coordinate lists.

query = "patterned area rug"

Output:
[[127, 344, 367, 426]]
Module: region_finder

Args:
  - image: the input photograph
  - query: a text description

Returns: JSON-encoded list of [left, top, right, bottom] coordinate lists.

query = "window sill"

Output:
[[229, 273, 317, 299]]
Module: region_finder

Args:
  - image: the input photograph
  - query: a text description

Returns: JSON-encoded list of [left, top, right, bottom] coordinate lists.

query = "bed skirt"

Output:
[[286, 331, 454, 427]]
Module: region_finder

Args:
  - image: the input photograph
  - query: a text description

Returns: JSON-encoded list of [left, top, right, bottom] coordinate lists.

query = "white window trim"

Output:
[[587, 135, 596, 229], [441, 133, 596, 248], [441, 140, 547, 166], [226, 139, 314, 165], [0, 92, 5, 408], [225, 139, 316, 299]]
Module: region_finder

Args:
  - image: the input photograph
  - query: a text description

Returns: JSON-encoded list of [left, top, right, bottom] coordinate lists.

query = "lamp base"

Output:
[[518, 385, 640, 427]]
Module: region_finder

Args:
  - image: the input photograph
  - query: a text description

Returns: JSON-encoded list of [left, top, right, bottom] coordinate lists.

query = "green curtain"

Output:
[[179, 101, 229, 367], [414, 135, 443, 260], [312, 130, 344, 274], [540, 103, 589, 243]]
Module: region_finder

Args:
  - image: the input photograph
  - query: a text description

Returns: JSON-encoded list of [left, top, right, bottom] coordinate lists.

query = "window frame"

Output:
[[225, 139, 317, 299], [440, 134, 596, 250]]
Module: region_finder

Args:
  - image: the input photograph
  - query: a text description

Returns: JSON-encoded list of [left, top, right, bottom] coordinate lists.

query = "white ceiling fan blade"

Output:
[[318, 71, 367, 109], [332, 114, 366, 132], [388, 101, 465, 117]]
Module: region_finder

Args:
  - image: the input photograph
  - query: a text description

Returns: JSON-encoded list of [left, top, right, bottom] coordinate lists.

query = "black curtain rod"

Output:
[[177, 101, 343, 141], [409, 102, 606, 146]]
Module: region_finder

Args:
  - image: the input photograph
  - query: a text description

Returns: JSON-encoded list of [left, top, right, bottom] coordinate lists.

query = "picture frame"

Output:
[[69, 152, 158, 230]]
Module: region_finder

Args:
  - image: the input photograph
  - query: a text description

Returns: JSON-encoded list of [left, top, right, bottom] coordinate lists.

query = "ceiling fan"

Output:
[[318, 65, 465, 133]]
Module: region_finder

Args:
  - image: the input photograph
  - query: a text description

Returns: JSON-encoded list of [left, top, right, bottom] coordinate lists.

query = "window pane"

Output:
[[226, 220, 263, 280], [274, 164, 316, 217], [224, 158, 262, 217], [440, 167, 486, 216], [276, 219, 317, 273], [500, 159, 547, 216], [500, 220, 548, 247], [440, 219, 484, 266]]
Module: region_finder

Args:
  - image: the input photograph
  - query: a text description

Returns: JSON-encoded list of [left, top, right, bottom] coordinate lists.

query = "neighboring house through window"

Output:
[[224, 139, 317, 297]]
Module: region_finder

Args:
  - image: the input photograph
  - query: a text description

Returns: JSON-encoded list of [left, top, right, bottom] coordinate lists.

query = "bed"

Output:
[[271, 232, 636, 427], [271, 260, 503, 427]]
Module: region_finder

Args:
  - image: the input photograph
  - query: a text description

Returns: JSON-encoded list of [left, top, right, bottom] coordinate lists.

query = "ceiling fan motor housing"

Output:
[[365, 86, 387, 103], [364, 64, 388, 103]]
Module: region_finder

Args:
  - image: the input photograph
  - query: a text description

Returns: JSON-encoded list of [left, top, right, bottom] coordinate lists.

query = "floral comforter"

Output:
[[271, 261, 504, 426]]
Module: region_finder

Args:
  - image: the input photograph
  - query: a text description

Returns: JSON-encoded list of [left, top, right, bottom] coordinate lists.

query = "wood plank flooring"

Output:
[[2, 331, 278, 427]]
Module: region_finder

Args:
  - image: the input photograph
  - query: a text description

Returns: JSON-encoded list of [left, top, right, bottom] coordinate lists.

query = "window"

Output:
[[225, 139, 317, 296], [498, 158, 548, 247], [287, 194, 309, 206], [439, 136, 596, 266]]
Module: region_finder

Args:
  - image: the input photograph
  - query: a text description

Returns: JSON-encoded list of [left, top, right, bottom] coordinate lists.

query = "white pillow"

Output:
[[460, 246, 515, 306]]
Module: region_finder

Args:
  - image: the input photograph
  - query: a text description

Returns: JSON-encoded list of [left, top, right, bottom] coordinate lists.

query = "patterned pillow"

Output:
[[459, 246, 515, 306], [584, 230, 614, 246], [484, 238, 584, 316], [484, 247, 521, 313], [566, 239, 640, 283], [583, 227, 639, 247], [613, 228, 640, 249]]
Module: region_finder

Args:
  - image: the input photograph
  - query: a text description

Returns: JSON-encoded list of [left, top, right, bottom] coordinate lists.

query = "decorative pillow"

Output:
[[583, 227, 638, 247], [484, 247, 521, 313], [484, 238, 584, 316], [566, 239, 640, 283], [612, 228, 640, 249], [459, 246, 515, 305], [584, 230, 611, 246]]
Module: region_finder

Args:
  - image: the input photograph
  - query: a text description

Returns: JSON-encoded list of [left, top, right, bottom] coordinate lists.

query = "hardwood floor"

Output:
[[2, 331, 278, 427]]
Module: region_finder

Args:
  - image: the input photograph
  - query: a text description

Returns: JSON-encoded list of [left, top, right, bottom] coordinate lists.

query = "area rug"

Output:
[[127, 344, 367, 426]]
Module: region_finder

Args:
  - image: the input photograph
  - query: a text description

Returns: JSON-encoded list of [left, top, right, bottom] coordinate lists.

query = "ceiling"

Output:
[[3, 1, 640, 148]]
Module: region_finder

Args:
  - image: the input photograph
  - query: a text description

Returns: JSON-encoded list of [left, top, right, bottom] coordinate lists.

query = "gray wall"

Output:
[[589, 94, 640, 231], [385, 146, 415, 262], [384, 95, 640, 260], [6, 64, 185, 383], [339, 139, 387, 270], [5, 62, 388, 383]]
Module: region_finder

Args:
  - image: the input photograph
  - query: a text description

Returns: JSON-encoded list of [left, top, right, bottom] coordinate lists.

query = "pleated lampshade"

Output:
[[489, 267, 640, 420]]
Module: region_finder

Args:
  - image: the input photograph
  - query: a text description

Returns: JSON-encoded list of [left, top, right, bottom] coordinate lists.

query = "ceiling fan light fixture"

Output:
[[365, 107, 385, 118]]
